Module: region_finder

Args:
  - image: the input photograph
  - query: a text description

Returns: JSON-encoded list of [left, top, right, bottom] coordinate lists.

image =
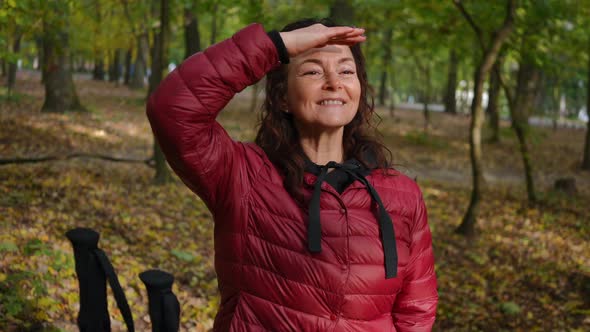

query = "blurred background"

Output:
[[0, 0, 588, 331]]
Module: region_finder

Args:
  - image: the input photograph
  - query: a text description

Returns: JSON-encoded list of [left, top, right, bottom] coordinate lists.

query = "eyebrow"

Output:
[[298, 57, 355, 66]]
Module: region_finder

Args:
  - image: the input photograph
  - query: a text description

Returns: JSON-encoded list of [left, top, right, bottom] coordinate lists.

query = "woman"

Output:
[[147, 18, 437, 332]]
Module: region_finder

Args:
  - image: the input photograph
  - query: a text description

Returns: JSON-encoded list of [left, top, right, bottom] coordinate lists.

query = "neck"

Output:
[[298, 126, 344, 165]]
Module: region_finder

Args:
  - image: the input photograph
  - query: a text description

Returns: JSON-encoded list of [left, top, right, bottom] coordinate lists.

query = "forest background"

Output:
[[1, 0, 589, 331]]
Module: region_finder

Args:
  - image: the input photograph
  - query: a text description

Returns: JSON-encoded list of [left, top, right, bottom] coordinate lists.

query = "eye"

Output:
[[304, 71, 321, 76], [342, 70, 355, 75]]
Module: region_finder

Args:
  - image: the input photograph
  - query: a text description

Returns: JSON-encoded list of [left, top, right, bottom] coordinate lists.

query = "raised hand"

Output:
[[279, 24, 366, 58]]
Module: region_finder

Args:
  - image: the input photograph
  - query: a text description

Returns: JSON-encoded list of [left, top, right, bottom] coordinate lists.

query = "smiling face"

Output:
[[286, 45, 361, 134]]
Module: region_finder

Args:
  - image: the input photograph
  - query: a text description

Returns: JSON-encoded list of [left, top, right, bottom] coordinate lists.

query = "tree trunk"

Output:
[[455, 0, 515, 236], [508, 59, 541, 203], [109, 48, 122, 84], [93, 58, 105, 80], [487, 59, 502, 143], [92, 0, 104, 81], [184, 7, 201, 60], [149, 0, 173, 184], [456, 66, 486, 236], [329, 0, 355, 25], [380, 78, 390, 113], [36, 37, 45, 83], [444, 48, 458, 114], [7, 32, 22, 95], [548, 83, 559, 131], [378, 26, 393, 106], [582, 41, 590, 170], [41, 14, 85, 113], [210, 1, 219, 46], [423, 64, 431, 132], [130, 33, 148, 89], [513, 121, 536, 202], [389, 55, 396, 117], [124, 48, 132, 85], [108, 50, 116, 82], [389, 85, 396, 118]]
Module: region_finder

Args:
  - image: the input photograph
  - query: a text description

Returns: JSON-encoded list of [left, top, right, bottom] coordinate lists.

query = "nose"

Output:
[[322, 71, 342, 90]]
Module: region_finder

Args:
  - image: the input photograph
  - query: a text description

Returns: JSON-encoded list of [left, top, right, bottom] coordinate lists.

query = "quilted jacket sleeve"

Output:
[[392, 192, 438, 331], [146, 23, 280, 212]]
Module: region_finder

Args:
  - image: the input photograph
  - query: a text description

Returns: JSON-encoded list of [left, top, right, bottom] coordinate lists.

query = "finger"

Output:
[[345, 27, 365, 35], [329, 34, 366, 43], [327, 35, 366, 46], [341, 28, 365, 38], [328, 28, 365, 42], [324, 26, 355, 38]]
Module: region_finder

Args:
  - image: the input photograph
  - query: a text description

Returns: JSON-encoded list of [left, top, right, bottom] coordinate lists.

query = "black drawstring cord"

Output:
[[345, 171, 398, 279], [308, 162, 335, 253], [307, 161, 398, 279]]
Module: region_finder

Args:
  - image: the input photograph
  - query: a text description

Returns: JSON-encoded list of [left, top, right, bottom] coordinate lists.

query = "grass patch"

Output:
[[0, 87, 31, 103], [496, 125, 548, 146], [404, 130, 449, 149]]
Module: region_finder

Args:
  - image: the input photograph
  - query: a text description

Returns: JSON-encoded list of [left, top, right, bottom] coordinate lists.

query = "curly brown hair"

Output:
[[255, 18, 393, 202]]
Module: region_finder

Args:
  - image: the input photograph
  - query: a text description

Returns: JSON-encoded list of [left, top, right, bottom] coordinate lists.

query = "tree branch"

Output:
[[479, 0, 516, 75], [453, 0, 486, 52], [0, 153, 155, 168], [492, 49, 514, 108], [494, 61, 514, 109]]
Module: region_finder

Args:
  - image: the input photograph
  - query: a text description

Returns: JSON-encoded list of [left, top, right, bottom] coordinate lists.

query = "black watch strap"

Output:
[[267, 30, 290, 64]]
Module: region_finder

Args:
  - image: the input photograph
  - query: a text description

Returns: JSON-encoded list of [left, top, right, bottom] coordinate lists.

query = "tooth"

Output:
[[320, 100, 344, 105]]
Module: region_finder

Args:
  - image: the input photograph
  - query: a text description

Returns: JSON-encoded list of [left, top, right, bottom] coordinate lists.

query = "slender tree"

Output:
[[498, 58, 541, 203], [378, 24, 393, 106], [121, 0, 148, 89], [210, 0, 219, 45], [109, 49, 123, 83], [148, 0, 173, 184], [583, 39, 590, 170], [7, 30, 22, 95], [444, 49, 458, 114], [184, 3, 201, 60], [492, 2, 569, 203], [486, 55, 503, 143], [124, 48, 132, 85], [92, 0, 105, 81], [454, 0, 516, 236], [414, 56, 432, 131]]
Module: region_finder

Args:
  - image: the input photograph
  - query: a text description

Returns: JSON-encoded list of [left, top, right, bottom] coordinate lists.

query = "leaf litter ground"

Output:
[[1, 72, 588, 331]]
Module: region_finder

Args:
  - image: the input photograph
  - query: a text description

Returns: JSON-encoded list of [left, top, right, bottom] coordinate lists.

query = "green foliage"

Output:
[[500, 301, 522, 315], [0, 239, 71, 328], [2, 0, 587, 117], [0, 242, 18, 253], [171, 249, 196, 262]]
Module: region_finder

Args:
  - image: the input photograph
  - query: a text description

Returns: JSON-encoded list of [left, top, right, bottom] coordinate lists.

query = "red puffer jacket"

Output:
[[146, 23, 438, 332]]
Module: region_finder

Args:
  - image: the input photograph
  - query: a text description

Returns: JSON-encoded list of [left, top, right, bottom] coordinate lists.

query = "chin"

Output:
[[314, 117, 354, 130], [320, 113, 356, 127]]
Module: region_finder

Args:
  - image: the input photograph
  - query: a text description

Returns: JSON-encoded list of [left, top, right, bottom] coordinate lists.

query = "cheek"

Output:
[[350, 79, 362, 99], [287, 81, 317, 110], [346, 79, 362, 108]]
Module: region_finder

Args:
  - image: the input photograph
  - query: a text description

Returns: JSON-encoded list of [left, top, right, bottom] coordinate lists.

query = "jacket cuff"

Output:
[[267, 30, 290, 64]]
